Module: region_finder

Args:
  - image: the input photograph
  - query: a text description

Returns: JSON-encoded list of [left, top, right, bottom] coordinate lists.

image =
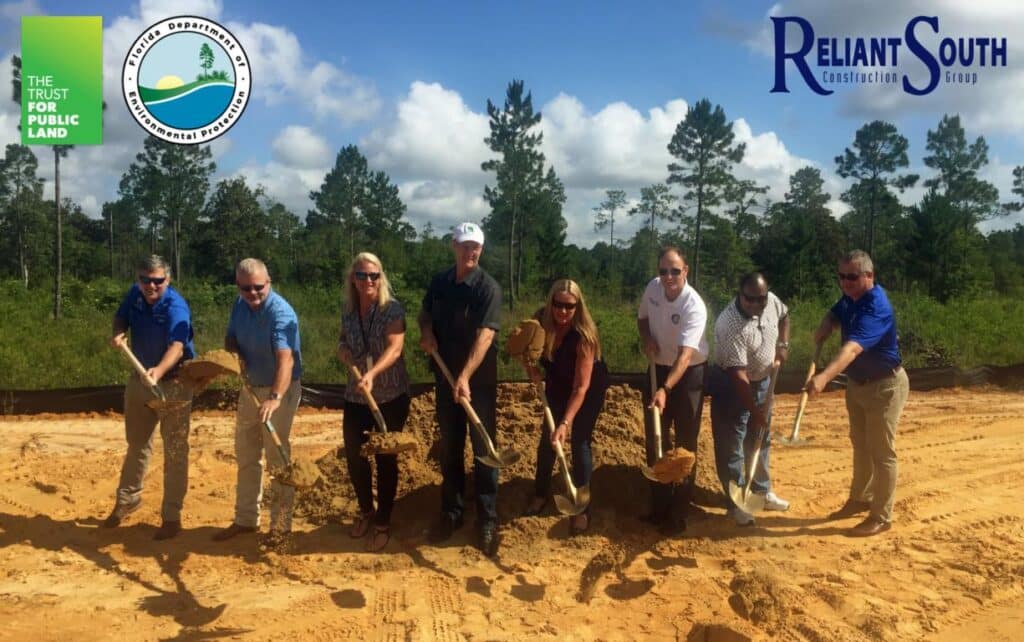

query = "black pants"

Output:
[[341, 394, 410, 526], [643, 363, 705, 522], [435, 381, 499, 526]]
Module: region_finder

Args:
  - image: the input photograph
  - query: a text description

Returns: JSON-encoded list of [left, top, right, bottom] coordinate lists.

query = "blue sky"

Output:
[[4, 0, 1023, 246]]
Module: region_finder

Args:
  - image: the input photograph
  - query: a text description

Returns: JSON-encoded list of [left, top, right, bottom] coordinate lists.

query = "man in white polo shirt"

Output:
[[637, 246, 709, 535], [709, 272, 791, 527]]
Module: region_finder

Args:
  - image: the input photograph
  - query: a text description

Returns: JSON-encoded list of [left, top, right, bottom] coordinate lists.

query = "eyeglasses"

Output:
[[551, 301, 577, 311], [138, 276, 166, 286], [238, 283, 267, 293], [741, 293, 767, 304], [354, 271, 381, 282], [837, 272, 862, 282], [659, 267, 683, 277]]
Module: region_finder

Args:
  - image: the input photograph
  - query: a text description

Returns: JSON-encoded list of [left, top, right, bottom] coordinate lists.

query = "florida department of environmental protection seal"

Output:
[[121, 15, 250, 144]]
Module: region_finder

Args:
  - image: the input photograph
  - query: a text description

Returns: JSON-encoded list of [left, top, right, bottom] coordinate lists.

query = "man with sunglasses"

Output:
[[105, 255, 195, 540], [419, 222, 502, 556], [637, 246, 709, 535], [807, 250, 908, 537], [214, 258, 303, 545], [708, 272, 790, 526]]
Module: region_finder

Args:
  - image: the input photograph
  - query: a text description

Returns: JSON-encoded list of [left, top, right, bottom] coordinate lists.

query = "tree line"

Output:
[[3, 76, 1023, 319]]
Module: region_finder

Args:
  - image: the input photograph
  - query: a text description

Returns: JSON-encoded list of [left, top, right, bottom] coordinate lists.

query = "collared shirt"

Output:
[[340, 299, 409, 404], [714, 292, 788, 382], [830, 284, 901, 382], [421, 265, 502, 385], [226, 289, 303, 386], [637, 277, 709, 367], [115, 284, 195, 373]]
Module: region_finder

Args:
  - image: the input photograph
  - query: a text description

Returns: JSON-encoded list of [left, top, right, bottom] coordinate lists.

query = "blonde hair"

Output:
[[541, 279, 602, 361], [344, 252, 394, 314], [236, 257, 269, 278]]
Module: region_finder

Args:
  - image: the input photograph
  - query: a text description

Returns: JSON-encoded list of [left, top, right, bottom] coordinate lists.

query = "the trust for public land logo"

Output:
[[771, 16, 1009, 96], [121, 15, 250, 144]]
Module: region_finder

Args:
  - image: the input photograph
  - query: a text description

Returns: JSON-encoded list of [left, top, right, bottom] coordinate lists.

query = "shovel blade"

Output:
[[641, 465, 659, 482], [728, 481, 767, 514], [475, 454, 506, 469], [778, 436, 809, 446], [554, 493, 588, 516], [498, 448, 521, 467]]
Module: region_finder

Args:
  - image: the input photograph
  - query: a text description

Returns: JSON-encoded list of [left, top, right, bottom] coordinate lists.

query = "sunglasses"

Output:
[[138, 275, 166, 286], [837, 272, 862, 282], [741, 293, 768, 304], [551, 301, 577, 311], [354, 271, 381, 282], [238, 283, 267, 293], [659, 267, 683, 277]]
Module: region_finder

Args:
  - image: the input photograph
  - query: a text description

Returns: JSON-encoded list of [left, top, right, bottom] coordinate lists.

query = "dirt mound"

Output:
[[728, 568, 799, 634]]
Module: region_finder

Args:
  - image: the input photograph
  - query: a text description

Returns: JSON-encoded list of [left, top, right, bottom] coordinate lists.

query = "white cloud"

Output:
[[271, 125, 331, 169], [363, 81, 492, 181]]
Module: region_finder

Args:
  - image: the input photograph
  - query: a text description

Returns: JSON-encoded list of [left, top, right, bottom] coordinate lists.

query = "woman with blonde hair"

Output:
[[337, 252, 410, 552], [523, 279, 608, 535]]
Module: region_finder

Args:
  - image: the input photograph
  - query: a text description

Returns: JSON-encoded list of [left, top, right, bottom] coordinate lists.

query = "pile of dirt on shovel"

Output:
[[294, 383, 724, 526]]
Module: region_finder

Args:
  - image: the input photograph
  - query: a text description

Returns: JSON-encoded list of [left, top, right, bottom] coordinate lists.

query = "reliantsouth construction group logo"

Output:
[[121, 15, 250, 144], [770, 15, 1008, 96]]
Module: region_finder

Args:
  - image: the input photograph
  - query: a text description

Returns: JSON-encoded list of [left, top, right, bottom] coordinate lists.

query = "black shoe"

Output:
[[828, 499, 871, 520], [102, 498, 141, 528], [428, 513, 463, 543], [479, 522, 500, 557], [521, 497, 548, 518], [212, 523, 257, 541], [153, 520, 181, 541], [658, 515, 687, 537]]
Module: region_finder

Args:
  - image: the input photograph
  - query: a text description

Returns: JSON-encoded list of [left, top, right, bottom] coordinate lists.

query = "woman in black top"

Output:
[[523, 279, 608, 535], [337, 251, 410, 552]]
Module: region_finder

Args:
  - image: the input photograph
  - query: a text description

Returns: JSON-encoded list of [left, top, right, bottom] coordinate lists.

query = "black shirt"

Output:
[[422, 266, 502, 386]]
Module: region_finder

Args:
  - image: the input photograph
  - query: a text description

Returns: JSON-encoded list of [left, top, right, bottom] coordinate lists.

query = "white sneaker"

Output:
[[763, 491, 790, 512], [730, 506, 755, 526]]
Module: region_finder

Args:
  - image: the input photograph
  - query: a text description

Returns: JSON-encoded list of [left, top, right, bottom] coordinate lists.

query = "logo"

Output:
[[671, 313, 680, 325], [122, 16, 250, 143], [771, 16, 1008, 96]]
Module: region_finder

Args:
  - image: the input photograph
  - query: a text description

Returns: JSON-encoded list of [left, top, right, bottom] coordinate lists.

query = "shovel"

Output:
[[240, 380, 321, 489], [641, 363, 668, 483], [116, 340, 189, 415], [533, 379, 590, 515], [728, 363, 781, 514], [348, 365, 418, 457], [780, 343, 822, 446], [429, 350, 520, 469]]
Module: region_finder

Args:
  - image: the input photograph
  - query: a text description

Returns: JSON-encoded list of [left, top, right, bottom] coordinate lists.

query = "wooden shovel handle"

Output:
[[118, 341, 159, 388], [429, 350, 488, 430], [649, 363, 662, 458], [349, 364, 388, 433]]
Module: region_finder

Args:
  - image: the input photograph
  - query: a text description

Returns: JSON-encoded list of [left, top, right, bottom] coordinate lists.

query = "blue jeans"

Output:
[[709, 367, 772, 510], [533, 391, 603, 498], [435, 381, 499, 526]]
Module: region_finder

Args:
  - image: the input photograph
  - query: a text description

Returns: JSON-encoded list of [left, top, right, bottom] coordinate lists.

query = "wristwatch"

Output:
[[268, 391, 280, 401], [776, 341, 790, 349]]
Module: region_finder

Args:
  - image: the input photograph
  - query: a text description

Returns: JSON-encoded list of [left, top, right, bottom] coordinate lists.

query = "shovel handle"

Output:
[[117, 340, 159, 388], [552, 439, 579, 500], [789, 343, 822, 440], [349, 364, 388, 433], [429, 350, 497, 450], [744, 363, 780, 496], [241, 382, 291, 466], [649, 363, 663, 460]]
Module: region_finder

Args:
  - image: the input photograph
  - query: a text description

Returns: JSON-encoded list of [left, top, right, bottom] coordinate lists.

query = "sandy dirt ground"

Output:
[[1, 384, 1022, 641]]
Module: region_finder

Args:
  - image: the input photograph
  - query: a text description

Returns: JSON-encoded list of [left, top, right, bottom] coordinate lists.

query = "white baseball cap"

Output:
[[452, 222, 485, 245]]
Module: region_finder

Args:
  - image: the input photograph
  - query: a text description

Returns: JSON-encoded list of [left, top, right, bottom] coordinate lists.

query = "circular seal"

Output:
[[671, 313, 681, 325], [121, 15, 250, 144]]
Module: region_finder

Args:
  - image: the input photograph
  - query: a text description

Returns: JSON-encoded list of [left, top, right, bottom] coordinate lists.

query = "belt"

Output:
[[851, 366, 903, 385]]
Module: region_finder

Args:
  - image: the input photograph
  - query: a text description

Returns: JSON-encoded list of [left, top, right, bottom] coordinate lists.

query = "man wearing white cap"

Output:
[[419, 222, 503, 556]]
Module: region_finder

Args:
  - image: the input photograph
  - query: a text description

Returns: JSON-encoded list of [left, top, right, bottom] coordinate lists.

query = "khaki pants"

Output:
[[844, 369, 909, 522], [232, 380, 301, 532], [117, 375, 193, 521]]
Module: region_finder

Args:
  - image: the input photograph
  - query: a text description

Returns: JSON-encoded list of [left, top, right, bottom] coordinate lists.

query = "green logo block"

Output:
[[21, 16, 103, 145]]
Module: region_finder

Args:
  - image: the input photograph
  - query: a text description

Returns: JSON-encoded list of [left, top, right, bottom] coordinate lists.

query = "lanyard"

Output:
[[357, 303, 377, 370]]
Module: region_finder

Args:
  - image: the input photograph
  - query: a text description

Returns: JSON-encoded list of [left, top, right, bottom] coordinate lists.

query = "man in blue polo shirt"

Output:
[[105, 255, 195, 541], [807, 250, 909, 537], [213, 258, 303, 546]]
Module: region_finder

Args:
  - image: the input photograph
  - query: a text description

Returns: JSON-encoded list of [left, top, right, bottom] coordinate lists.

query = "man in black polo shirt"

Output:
[[419, 222, 503, 556]]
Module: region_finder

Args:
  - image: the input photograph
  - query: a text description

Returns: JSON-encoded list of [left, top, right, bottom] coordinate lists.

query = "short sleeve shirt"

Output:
[[714, 292, 788, 382], [226, 289, 303, 386], [340, 300, 410, 404], [637, 278, 709, 367], [115, 284, 195, 373], [421, 266, 502, 386], [830, 284, 901, 382]]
